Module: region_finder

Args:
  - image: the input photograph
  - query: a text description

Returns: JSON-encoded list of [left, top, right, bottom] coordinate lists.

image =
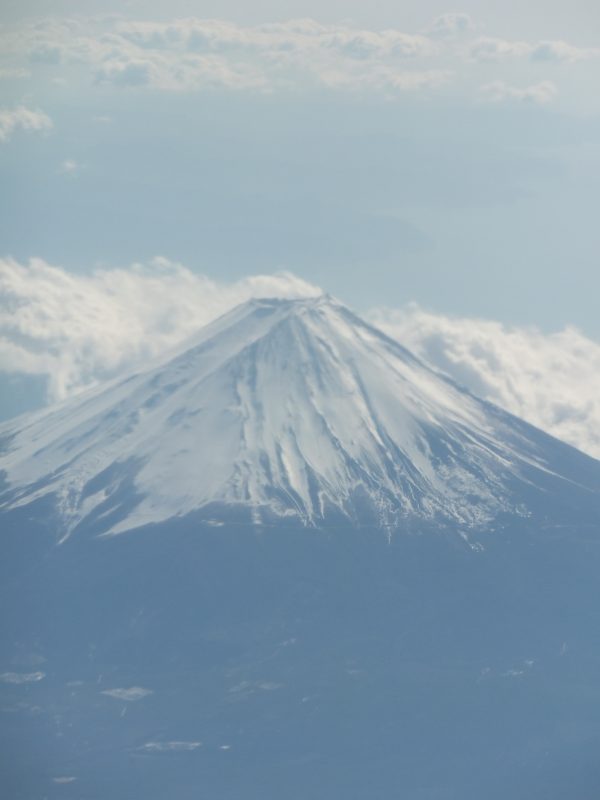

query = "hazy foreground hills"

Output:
[[1, 297, 599, 799]]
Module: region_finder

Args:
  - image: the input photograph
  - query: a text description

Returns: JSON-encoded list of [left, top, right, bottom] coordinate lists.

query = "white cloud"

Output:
[[471, 36, 599, 63], [427, 12, 475, 38], [481, 80, 557, 105], [1, 17, 442, 96], [470, 37, 532, 61], [101, 686, 153, 701], [0, 106, 52, 143], [96, 59, 152, 87], [114, 18, 436, 62], [530, 40, 599, 62], [0, 671, 45, 683], [318, 66, 451, 93], [60, 158, 79, 174], [141, 741, 202, 752], [0, 257, 321, 401], [368, 304, 600, 459], [2, 15, 596, 101]]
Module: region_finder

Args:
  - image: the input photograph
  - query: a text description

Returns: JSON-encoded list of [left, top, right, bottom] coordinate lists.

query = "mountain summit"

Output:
[[1, 295, 599, 536]]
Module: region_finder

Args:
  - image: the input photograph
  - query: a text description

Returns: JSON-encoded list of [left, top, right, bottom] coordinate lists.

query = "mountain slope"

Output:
[[1, 295, 599, 536]]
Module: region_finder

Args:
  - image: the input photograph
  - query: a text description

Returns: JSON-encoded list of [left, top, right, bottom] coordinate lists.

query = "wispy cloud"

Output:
[[101, 687, 153, 701], [140, 741, 202, 752], [317, 66, 451, 93], [59, 158, 79, 174], [427, 12, 475, 39], [0, 67, 30, 79], [530, 40, 599, 63], [0, 671, 45, 683], [471, 36, 600, 63], [0, 105, 52, 143], [481, 80, 557, 105]]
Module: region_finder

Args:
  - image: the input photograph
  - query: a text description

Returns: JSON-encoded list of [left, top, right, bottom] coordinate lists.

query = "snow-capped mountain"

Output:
[[3, 296, 600, 800], [1, 295, 599, 537]]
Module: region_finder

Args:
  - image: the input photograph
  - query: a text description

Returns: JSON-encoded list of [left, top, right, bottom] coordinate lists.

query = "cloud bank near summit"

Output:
[[0, 258, 320, 399], [368, 305, 600, 459], [0, 258, 598, 459]]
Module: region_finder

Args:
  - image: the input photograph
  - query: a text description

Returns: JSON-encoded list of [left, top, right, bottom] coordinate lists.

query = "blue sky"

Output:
[[1, 2, 600, 449]]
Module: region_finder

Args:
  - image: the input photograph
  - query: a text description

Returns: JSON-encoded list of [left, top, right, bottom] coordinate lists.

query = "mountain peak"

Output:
[[217, 292, 350, 331], [1, 298, 599, 538]]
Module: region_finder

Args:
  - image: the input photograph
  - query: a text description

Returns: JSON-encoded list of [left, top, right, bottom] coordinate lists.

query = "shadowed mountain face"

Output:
[[1, 298, 600, 800]]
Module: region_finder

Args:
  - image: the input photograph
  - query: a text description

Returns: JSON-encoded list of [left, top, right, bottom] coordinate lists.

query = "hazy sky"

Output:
[[1, 1, 599, 443]]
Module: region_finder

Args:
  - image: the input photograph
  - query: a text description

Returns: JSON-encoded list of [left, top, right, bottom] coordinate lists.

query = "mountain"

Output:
[[1, 297, 600, 800], [1, 295, 599, 538]]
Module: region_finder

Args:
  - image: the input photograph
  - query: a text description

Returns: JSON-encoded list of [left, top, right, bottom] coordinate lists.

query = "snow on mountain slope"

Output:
[[0, 295, 599, 536]]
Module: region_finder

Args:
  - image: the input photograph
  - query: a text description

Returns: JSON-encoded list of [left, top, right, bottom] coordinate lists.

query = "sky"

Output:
[[1, 2, 599, 455]]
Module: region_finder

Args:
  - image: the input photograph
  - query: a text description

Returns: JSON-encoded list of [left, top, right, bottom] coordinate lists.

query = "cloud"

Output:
[[0, 67, 30, 79], [141, 741, 202, 752], [0, 106, 52, 143], [368, 304, 600, 459], [93, 52, 265, 92], [427, 12, 475, 38], [0, 671, 45, 683], [318, 66, 451, 93], [59, 158, 79, 174], [97, 59, 152, 87], [29, 43, 62, 64], [0, 257, 321, 401], [2, 15, 596, 101], [470, 37, 531, 61], [114, 18, 436, 62], [1, 16, 442, 95], [481, 80, 557, 105], [101, 686, 153, 701], [530, 40, 599, 62], [471, 36, 599, 62]]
